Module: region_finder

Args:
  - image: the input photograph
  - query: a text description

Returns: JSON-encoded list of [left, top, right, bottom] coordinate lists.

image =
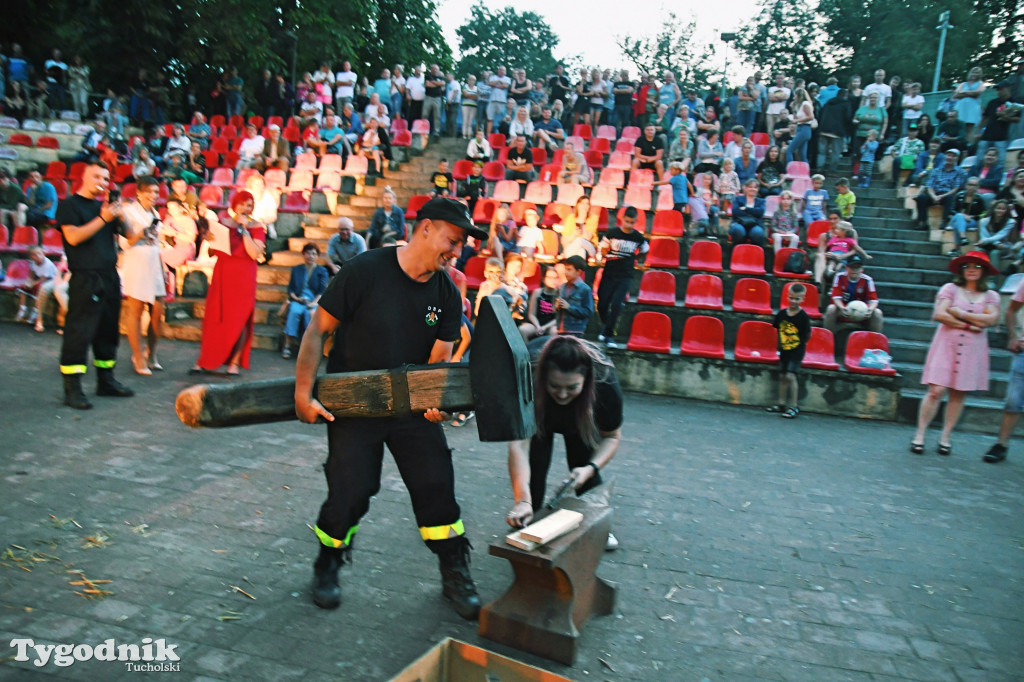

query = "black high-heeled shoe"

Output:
[[937, 443, 952, 456], [909, 441, 924, 455]]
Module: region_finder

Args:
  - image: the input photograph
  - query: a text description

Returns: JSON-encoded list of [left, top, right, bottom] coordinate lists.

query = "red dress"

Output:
[[196, 221, 266, 370]]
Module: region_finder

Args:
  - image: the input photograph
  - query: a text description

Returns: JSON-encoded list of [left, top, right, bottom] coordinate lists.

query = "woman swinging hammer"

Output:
[[506, 335, 623, 550]]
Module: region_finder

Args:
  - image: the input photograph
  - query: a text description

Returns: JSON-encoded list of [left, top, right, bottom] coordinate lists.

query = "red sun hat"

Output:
[[948, 250, 998, 276]]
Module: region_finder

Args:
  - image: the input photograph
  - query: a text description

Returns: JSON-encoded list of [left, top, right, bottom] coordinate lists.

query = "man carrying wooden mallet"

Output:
[[294, 197, 490, 619]]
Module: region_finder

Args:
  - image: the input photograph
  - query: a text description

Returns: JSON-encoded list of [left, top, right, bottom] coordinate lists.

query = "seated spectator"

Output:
[[914, 149, 967, 229], [299, 91, 324, 124], [475, 255, 528, 323], [756, 145, 786, 197], [0, 169, 28, 228], [689, 171, 720, 238], [166, 123, 192, 161], [557, 195, 599, 248], [338, 103, 363, 155], [460, 161, 487, 213], [504, 134, 535, 182], [734, 141, 758, 185], [947, 177, 987, 256], [35, 253, 70, 334], [667, 128, 694, 171], [517, 208, 545, 259], [247, 174, 279, 239], [553, 255, 594, 336], [694, 129, 724, 175], [4, 81, 28, 122], [887, 124, 925, 187], [934, 109, 967, 152], [367, 186, 406, 248], [533, 106, 564, 153], [803, 174, 830, 225], [132, 146, 157, 179], [814, 217, 871, 284], [496, 100, 517, 138], [325, 217, 366, 274], [824, 255, 884, 333], [308, 114, 343, 157], [975, 199, 1021, 270], [181, 141, 207, 185], [509, 106, 534, 139], [559, 140, 590, 184], [651, 103, 673, 150], [770, 190, 801, 250], [27, 80, 49, 119], [908, 139, 944, 187], [358, 117, 386, 175], [15, 246, 59, 330], [771, 109, 794, 157], [723, 125, 747, 160], [633, 123, 666, 177], [968, 148, 1005, 207], [74, 120, 110, 163], [466, 129, 492, 163], [489, 203, 518, 259], [281, 242, 329, 358], [256, 124, 291, 171], [558, 214, 598, 261], [519, 265, 562, 342], [146, 126, 170, 168], [24, 171, 58, 227], [188, 112, 211, 149], [430, 159, 454, 197], [670, 104, 697, 139], [728, 179, 766, 247], [237, 123, 267, 168], [365, 98, 391, 128], [103, 101, 128, 140]]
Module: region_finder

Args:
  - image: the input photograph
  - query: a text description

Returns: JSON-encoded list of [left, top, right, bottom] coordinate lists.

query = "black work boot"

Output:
[[96, 368, 134, 397], [311, 545, 348, 609], [437, 537, 481, 620], [63, 374, 93, 410]]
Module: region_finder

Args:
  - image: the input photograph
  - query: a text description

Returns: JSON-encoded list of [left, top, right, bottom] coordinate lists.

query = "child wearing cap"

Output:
[[766, 282, 812, 419]]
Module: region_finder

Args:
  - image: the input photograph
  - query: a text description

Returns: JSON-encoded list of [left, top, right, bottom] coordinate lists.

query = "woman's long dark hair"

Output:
[[534, 336, 613, 448]]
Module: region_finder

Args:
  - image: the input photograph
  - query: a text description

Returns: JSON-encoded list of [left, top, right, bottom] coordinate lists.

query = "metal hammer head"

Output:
[[469, 295, 536, 442]]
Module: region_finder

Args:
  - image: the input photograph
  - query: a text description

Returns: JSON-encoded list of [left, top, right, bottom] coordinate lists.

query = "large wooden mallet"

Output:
[[175, 296, 536, 442]]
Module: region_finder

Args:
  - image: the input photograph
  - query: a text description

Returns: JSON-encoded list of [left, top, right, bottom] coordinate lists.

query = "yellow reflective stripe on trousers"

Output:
[[60, 364, 87, 375], [93, 359, 116, 369], [314, 524, 358, 548], [419, 519, 465, 541]]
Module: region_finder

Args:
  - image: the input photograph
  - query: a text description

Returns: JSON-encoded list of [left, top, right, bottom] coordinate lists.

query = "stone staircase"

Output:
[[163, 136, 466, 349], [823, 167, 1011, 434]]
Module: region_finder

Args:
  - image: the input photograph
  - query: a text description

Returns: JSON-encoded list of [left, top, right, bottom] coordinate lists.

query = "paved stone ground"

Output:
[[1, 324, 1022, 681]]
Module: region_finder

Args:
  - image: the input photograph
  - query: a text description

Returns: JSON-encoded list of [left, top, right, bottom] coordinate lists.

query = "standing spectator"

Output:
[[487, 66, 511, 135], [652, 161, 690, 215], [14, 246, 58, 329], [953, 67, 986, 138], [254, 69, 276, 118], [390, 65, 406, 120], [6, 43, 31, 90], [597, 206, 647, 347], [547, 65, 570, 113], [766, 282, 812, 419], [191, 191, 266, 375], [67, 55, 90, 119], [4, 80, 28, 122], [370, 68, 390, 107], [802, 173, 830, 225], [765, 73, 790, 135], [510, 68, 532, 107], [737, 76, 758, 135], [224, 67, 244, 119], [44, 49, 68, 113], [0, 168, 27, 228], [24, 170, 57, 228], [422, 65, 444, 136], [982, 277, 1024, 463], [728, 179, 766, 246], [281, 242, 329, 358], [914, 149, 967, 229], [367, 186, 406, 249], [862, 69, 891, 108], [326, 217, 366, 274], [788, 87, 815, 163], [612, 70, 634, 132], [445, 73, 461, 137], [460, 75, 478, 137], [57, 161, 134, 409], [824, 255, 883, 333], [911, 251, 1000, 455], [819, 88, 852, 171], [554, 255, 594, 336], [975, 80, 1021, 166], [851, 92, 887, 177], [119, 176, 167, 375], [835, 177, 857, 219], [900, 82, 924, 136], [888, 124, 925, 187], [334, 61, 357, 111], [858, 129, 880, 187]]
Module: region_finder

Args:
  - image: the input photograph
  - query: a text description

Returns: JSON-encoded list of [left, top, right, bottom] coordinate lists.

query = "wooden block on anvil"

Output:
[[518, 509, 584, 545]]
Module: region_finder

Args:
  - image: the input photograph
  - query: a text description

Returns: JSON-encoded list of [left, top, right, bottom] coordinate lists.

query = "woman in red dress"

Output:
[[192, 191, 266, 375]]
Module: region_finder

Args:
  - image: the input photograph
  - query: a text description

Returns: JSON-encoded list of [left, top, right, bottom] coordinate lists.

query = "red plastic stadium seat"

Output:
[[50, 179, 68, 200], [199, 185, 226, 209], [626, 311, 672, 353], [637, 270, 676, 306], [293, 152, 317, 172], [524, 181, 552, 205], [8, 133, 33, 147], [120, 182, 138, 201], [789, 177, 814, 198], [750, 132, 769, 146], [651, 210, 683, 237], [279, 191, 310, 213], [210, 167, 235, 187], [539, 228, 559, 257], [538, 163, 560, 184], [729, 244, 767, 275], [531, 148, 548, 166], [551, 149, 565, 167], [209, 115, 225, 127], [45, 161, 67, 180], [589, 137, 610, 155], [628, 169, 654, 189], [405, 195, 433, 220], [572, 124, 592, 140], [0, 259, 31, 289], [316, 172, 341, 191], [763, 194, 781, 218], [589, 184, 619, 209], [391, 130, 412, 146], [41, 227, 64, 256], [687, 240, 723, 272], [452, 159, 474, 181], [803, 327, 840, 370], [620, 126, 641, 142], [806, 220, 831, 249], [541, 202, 571, 227], [8, 225, 39, 252], [734, 320, 779, 364], [36, 136, 59, 149], [342, 155, 368, 175], [210, 137, 230, 154], [656, 186, 675, 212], [521, 259, 542, 291], [319, 154, 342, 174], [248, 115, 264, 128], [482, 161, 505, 183], [508, 201, 537, 226], [781, 281, 822, 318], [411, 119, 431, 135], [463, 255, 488, 290], [606, 151, 632, 170], [220, 125, 238, 140], [565, 136, 586, 151], [623, 186, 651, 211], [646, 237, 680, 268], [680, 315, 725, 359], [731, 278, 773, 315], [844, 331, 897, 375], [282, 126, 301, 144], [201, 150, 220, 168], [556, 183, 585, 206], [235, 168, 259, 188], [773, 247, 812, 279], [596, 125, 617, 141], [390, 118, 408, 132], [584, 149, 604, 170], [614, 139, 635, 154], [597, 168, 624, 189], [472, 198, 498, 224], [264, 169, 287, 189], [684, 274, 723, 310], [286, 170, 314, 192], [68, 162, 86, 181], [488, 133, 507, 150], [785, 161, 811, 179]]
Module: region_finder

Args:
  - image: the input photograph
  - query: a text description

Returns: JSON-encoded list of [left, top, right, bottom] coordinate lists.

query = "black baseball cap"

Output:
[[846, 255, 864, 267], [416, 197, 488, 240]]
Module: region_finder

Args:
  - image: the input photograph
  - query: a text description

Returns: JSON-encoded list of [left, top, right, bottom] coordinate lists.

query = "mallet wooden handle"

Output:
[[175, 364, 474, 428]]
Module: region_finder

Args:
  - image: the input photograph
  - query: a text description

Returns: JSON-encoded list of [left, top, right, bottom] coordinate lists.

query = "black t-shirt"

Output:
[[600, 227, 647, 278], [57, 194, 121, 271], [613, 79, 634, 106], [320, 247, 462, 373], [507, 145, 532, 167], [543, 368, 623, 436], [512, 78, 531, 104], [980, 97, 1015, 141], [773, 308, 811, 352], [757, 159, 785, 184], [425, 77, 445, 98], [431, 172, 453, 192], [548, 75, 570, 106], [635, 135, 664, 159]]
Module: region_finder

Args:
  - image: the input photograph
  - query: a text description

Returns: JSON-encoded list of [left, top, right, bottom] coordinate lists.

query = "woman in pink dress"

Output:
[[191, 191, 266, 375], [911, 251, 1000, 455]]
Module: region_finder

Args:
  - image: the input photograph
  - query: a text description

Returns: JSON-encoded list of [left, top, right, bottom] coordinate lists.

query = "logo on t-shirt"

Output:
[[425, 305, 441, 326]]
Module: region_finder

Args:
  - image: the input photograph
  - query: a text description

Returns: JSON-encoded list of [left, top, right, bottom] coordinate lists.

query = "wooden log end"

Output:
[[175, 384, 210, 428]]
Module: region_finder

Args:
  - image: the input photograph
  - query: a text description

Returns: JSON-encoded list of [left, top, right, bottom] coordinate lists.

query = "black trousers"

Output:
[[597, 273, 632, 338], [316, 416, 463, 552], [528, 430, 602, 508], [59, 269, 121, 374]]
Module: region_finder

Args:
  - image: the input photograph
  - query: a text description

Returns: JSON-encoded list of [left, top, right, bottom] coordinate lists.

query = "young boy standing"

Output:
[[767, 282, 812, 419], [835, 178, 857, 220]]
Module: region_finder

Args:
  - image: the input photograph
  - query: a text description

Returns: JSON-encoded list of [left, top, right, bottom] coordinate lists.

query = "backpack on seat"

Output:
[[782, 250, 808, 274]]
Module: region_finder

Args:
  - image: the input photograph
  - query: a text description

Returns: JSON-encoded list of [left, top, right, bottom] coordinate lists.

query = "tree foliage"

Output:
[[366, 0, 452, 75], [616, 13, 717, 92], [733, 0, 843, 84], [455, 3, 560, 79]]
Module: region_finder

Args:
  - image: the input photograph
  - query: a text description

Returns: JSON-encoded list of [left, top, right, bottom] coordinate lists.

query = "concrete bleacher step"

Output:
[[161, 318, 281, 351], [859, 237, 940, 255], [868, 251, 954, 271], [898, 389, 1007, 436], [888, 338, 1014, 374], [875, 281, 952, 303], [898, 362, 1010, 401], [167, 298, 283, 326], [866, 265, 953, 287], [877, 298, 936, 321], [853, 205, 911, 220], [852, 223, 930, 241], [257, 263, 294, 285]]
